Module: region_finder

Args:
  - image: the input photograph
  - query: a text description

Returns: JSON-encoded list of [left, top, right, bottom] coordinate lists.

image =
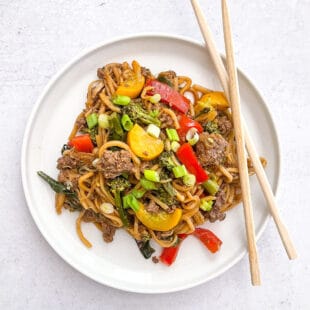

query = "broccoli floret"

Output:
[[158, 151, 176, 171], [157, 187, 177, 206], [204, 121, 219, 134], [123, 102, 160, 127], [107, 176, 131, 193]]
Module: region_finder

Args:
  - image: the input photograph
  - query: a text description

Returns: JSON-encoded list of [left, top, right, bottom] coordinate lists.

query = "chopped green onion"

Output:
[[200, 199, 214, 211], [86, 113, 98, 129], [112, 95, 131, 106], [146, 124, 160, 138], [171, 141, 180, 152], [172, 165, 187, 178], [182, 173, 196, 186], [150, 93, 161, 104], [149, 109, 160, 118], [98, 114, 110, 129], [140, 178, 158, 190], [186, 128, 199, 145], [144, 169, 160, 182], [166, 128, 179, 141], [203, 179, 219, 196], [121, 114, 133, 131], [123, 194, 140, 212], [131, 188, 146, 199], [99, 202, 114, 214]]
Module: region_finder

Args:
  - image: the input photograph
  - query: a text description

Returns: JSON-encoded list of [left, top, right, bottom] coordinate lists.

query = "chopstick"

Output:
[[190, 0, 297, 261], [221, 0, 260, 285]]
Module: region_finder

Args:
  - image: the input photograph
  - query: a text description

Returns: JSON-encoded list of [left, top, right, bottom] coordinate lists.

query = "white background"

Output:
[[1, 0, 309, 309]]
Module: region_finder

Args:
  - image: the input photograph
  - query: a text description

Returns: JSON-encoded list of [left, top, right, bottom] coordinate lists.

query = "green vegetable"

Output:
[[200, 199, 214, 211], [162, 182, 176, 197], [123, 193, 140, 212], [166, 128, 180, 142], [109, 112, 124, 140], [146, 124, 160, 138], [135, 239, 155, 259], [86, 113, 98, 129], [112, 95, 131, 106], [170, 141, 180, 152], [186, 128, 199, 145], [37, 171, 82, 211], [156, 187, 177, 206], [157, 75, 173, 87], [158, 151, 176, 171], [121, 114, 133, 131], [140, 178, 158, 190], [123, 102, 161, 126], [172, 165, 187, 178], [98, 114, 110, 129], [131, 188, 146, 199], [107, 177, 131, 226], [183, 173, 196, 186], [149, 93, 161, 104], [204, 121, 219, 134], [149, 109, 160, 118], [144, 169, 160, 182], [203, 179, 219, 196]]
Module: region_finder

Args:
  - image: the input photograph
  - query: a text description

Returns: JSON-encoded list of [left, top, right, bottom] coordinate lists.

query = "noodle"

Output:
[[41, 60, 266, 260]]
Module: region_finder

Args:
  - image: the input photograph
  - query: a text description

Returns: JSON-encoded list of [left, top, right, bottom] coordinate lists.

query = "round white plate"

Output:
[[22, 34, 280, 293]]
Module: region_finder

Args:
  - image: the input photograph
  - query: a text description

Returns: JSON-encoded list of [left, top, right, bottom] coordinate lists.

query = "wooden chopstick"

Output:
[[221, 0, 260, 285], [190, 0, 297, 261]]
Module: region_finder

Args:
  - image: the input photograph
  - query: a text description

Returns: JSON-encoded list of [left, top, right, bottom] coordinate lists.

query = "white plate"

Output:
[[22, 34, 280, 293]]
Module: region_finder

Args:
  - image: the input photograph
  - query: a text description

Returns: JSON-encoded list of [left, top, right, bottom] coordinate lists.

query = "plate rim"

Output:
[[21, 32, 282, 293]]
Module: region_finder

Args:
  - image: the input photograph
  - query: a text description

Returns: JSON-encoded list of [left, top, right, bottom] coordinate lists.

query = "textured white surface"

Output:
[[1, 0, 309, 309]]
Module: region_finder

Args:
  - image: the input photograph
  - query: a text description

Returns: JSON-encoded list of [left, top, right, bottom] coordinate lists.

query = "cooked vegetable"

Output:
[[144, 169, 160, 182], [203, 179, 220, 196], [166, 128, 179, 142], [115, 60, 145, 98], [86, 113, 98, 129], [100, 202, 114, 214], [199, 199, 214, 211], [127, 124, 164, 160], [135, 203, 182, 231], [149, 93, 161, 104], [186, 127, 199, 145], [112, 95, 131, 106], [68, 134, 94, 153], [135, 239, 155, 259], [172, 165, 187, 178], [131, 188, 146, 199], [170, 141, 180, 152], [200, 92, 229, 111], [98, 114, 110, 129], [176, 143, 208, 183], [194, 99, 217, 121], [182, 173, 196, 186], [177, 114, 203, 141], [107, 177, 131, 227], [159, 234, 188, 266], [140, 178, 158, 190], [158, 151, 176, 171], [123, 193, 140, 212], [109, 112, 124, 140], [121, 114, 134, 131], [146, 124, 160, 138], [193, 228, 222, 253], [204, 121, 219, 134], [145, 79, 190, 114]]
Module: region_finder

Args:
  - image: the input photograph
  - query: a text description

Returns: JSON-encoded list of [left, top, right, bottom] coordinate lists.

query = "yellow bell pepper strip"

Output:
[[115, 60, 145, 98], [127, 124, 164, 160], [200, 91, 229, 111], [194, 99, 217, 122], [135, 202, 182, 231]]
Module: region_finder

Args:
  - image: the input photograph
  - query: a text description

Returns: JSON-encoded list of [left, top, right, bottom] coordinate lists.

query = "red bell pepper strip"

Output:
[[176, 143, 208, 183], [145, 79, 190, 114], [68, 134, 94, 153], [177, 114, 203, 141], [194, 228, 222, 253], [159, 234, 188, 266]]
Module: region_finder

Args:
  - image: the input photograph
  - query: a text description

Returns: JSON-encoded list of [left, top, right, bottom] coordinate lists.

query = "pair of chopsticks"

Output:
[[190, 0, 297, 285]]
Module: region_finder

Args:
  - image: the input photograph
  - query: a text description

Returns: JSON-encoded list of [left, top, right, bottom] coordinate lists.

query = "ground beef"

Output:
[[195, 132, 228, 168], [82, 209, 116, 243], [145, 200, 160, 213], [159, 110, 174, 128], [152, 256, 159, 264], [58, 169, 79, 190], [76, 116, 87, 132], [217, 114, 232, 136], [203, 187, 226, 222], [96, 150, 134, 179], [57, 149, 95, 170]]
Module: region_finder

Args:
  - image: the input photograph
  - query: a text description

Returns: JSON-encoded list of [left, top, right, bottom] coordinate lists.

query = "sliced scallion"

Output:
[[203, 179, 219, 196], [170, 141, 180, 152], [146, 124, 160, 138], [166, 128, 179, 141], [150, 93, 161, 104], [86, 113, 98, 129], [98, 114, 110, 129], [186, 128, 199, 145], [99, 202, 114, 214], [121, 114, 133, 131], [123, 194, 140, 212], [172, 165, 187, 178], [199, 199, 214, 211], [182, 173, 196, 186], [144, 170, 160, 182], [140, 178, 158, 190], [112, 95, 131, 106]]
